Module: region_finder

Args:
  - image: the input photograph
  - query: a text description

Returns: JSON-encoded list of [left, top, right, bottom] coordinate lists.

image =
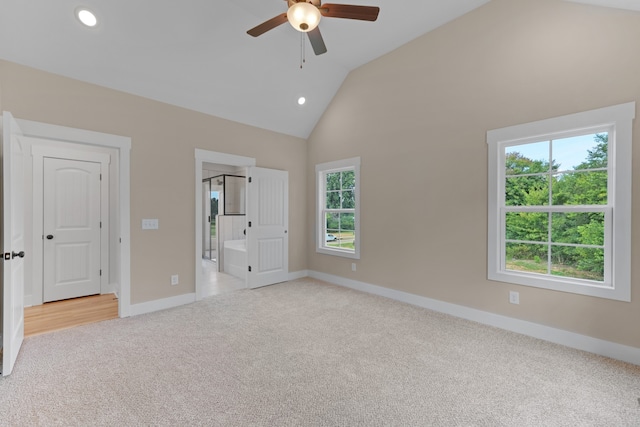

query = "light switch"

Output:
[[142, 219, 159, 230]]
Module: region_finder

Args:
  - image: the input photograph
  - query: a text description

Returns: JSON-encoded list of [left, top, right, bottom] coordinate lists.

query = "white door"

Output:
[[2, 112, 25, 376], [43, 158, 101, 302], [247, 167, 289, 288]]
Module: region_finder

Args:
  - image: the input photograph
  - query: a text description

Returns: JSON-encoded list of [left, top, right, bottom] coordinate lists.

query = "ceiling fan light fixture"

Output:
[[287, 2, 321, 33]]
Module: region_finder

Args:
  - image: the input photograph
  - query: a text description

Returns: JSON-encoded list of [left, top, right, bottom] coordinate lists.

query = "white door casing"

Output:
[[16, 117, 130, 318], [43, 158, 102, 302], [2, 112, 26, 376], [247, 167, 289, 289]]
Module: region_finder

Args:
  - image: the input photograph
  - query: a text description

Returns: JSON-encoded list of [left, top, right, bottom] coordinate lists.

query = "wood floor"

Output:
[[24, 294, 119, 338]]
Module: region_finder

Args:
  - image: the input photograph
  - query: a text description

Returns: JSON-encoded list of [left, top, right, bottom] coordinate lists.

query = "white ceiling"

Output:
[[0, 0, 636, 138]]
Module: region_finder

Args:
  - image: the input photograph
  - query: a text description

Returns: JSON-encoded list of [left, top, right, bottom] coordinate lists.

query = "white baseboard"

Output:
[[308, 270, 640, 366], [288, 270, 308, 281], [129, 293, 196, 317]]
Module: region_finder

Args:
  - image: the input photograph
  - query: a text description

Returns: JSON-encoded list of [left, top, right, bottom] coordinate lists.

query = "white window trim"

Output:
[[316, 157, 361, 259], [487, 102, 634, 301]]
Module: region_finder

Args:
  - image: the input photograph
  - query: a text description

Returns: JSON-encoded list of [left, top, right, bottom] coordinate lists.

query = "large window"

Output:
[[487, 103, 634, 301], [316, 157, 360, 259]]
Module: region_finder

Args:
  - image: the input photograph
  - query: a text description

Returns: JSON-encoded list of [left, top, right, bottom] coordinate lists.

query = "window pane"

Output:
[[326, 172, 340, 191], [551, 212, 604, 245], [342, 189, 355, 209], [342, 170, 355, 190], [505, 175, 549, 206], [326, 191, 340, 209], [325, 212, 355, 251], [505, 141, 550, 175], [334, 231, 355, 250], [551, 246, 604, 282], [552, 133, 607, 171], [326, 212, 339, 232], [552, 171, 607, 205], [505, 242, 548, 274], [340, 213, 355, 231], [505, 212, 548, 242]]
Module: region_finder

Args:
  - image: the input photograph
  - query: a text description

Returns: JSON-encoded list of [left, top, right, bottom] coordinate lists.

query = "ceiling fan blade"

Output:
[[319, 4, 380, 21], [307, 27, 327, 55], [247, 13, 288, 37]]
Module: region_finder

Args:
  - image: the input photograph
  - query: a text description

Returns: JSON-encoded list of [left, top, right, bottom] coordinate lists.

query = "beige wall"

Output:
[[0, 60, 307, 304], [307, 0, 640, 348]]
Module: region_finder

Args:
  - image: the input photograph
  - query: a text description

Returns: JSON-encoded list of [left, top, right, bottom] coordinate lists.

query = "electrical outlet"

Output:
[[351, 263, 356, 272], [509, 291, 520, 305], [171, 275, 179, 286]]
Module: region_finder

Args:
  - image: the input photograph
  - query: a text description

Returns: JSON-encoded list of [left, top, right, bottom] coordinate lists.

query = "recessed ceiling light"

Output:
[[298, 97, 306, 106], [76, 8, 97, 27]]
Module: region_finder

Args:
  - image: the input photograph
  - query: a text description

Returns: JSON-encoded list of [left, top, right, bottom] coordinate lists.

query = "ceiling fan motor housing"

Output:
[[287, 0, 321, 7]]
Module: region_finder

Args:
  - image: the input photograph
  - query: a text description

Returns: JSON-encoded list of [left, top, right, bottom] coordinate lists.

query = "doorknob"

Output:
[[46, 235, 54, 240], [11, 251, 25, 259]]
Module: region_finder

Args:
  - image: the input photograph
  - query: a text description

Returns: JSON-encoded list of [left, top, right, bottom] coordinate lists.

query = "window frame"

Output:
[[316, 157, 361, 259], [487, 103, 634, 301]]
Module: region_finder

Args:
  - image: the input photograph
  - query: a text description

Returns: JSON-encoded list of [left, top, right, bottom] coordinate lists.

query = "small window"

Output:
[[487, 103, 634, 301], [316, 157, 360, 259]]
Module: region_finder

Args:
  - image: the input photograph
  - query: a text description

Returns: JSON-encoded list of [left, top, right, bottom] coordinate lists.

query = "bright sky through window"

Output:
[[507, 134, 601, 172]]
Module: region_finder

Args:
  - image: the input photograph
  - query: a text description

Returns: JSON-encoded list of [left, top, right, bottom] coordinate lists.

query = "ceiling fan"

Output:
[[247, 0, 380, 56]]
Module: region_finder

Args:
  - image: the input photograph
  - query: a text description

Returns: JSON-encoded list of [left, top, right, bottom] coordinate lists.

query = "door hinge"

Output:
[[249, 177, 252, 183], [248, 266, 252, 272], [100, 173, 102, 181], [100, 221, 102, 228], [99, 269, 102, 276]]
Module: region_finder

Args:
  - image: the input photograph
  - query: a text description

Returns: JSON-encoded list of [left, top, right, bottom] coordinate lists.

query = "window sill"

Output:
[[316, 246, 360, 260], [488, 270, 629, 302]]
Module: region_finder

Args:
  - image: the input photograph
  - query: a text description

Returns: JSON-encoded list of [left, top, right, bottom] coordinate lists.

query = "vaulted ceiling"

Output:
[[0, 0, 636, 138]]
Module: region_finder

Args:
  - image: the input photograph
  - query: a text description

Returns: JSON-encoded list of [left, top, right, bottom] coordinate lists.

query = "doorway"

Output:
[[31, 142, 111, 306], [15, 117, 131, 316], [195, 150, 255, 300], [194, 149, 290, 297]]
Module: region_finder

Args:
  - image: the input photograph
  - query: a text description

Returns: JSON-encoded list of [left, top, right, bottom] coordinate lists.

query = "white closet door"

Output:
[[43, 158, 101, 302]]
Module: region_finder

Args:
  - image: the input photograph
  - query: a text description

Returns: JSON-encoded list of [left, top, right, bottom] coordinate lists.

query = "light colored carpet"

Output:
[[1, 278, 639, 426]]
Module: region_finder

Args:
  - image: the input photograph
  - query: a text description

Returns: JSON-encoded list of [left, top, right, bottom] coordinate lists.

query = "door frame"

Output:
[[194, 149, 255, 300], [15, 118, 132, 317], [32, 145, 111, 305]]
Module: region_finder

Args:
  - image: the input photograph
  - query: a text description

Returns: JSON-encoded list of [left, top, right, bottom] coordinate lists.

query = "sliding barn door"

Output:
[[247, 167, 288, 289]]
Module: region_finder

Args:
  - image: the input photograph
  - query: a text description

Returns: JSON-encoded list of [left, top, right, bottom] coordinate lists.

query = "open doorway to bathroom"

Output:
[[201, 173, 246, 265], [200, 163, 247, 297]]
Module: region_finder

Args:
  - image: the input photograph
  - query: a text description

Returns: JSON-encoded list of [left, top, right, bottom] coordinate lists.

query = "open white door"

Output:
[[247, 167, 288, 289], [2, 112, 25, 376]]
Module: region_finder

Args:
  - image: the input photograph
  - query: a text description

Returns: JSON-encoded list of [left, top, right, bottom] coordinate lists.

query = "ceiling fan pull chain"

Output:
[[300, 32, 306, 69]]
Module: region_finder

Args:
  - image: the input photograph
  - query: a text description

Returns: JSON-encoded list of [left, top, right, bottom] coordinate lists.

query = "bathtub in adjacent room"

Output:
[[223, 239, 247, 281]]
